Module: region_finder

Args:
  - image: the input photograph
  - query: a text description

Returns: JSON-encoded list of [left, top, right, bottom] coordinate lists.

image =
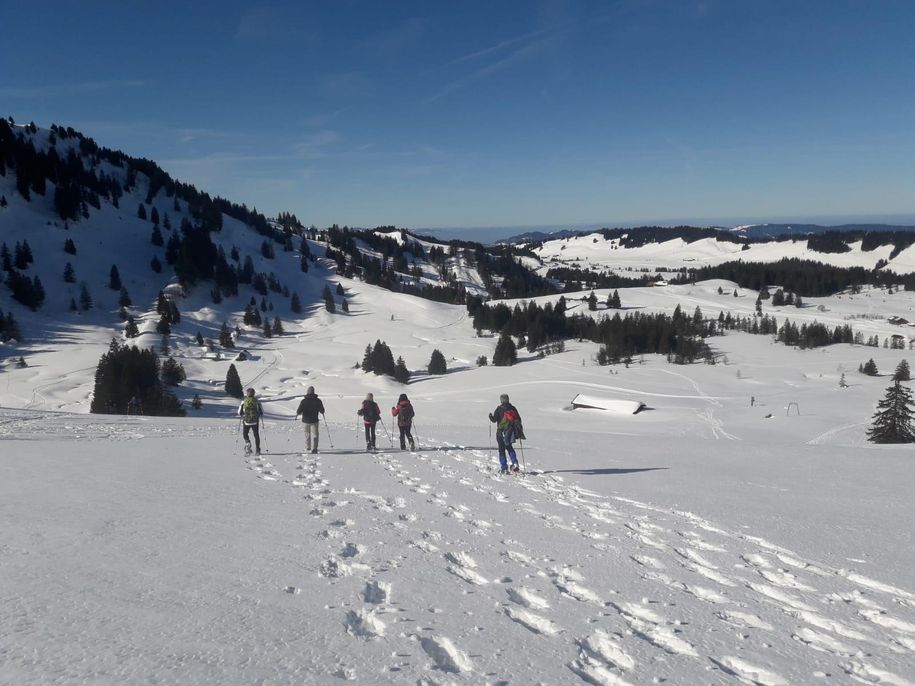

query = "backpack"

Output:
[[397, 401, 414, 425], [242, 396, 259, 424], [498, 407, 518, 430], [362, 401, 379, 422]]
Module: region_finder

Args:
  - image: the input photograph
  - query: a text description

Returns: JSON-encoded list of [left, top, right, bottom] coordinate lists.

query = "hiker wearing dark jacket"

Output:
[[294, 386, 325, 453], [357, 393, 381, 450], [489, 393, 523, 473], [391, 393, 416, 451]]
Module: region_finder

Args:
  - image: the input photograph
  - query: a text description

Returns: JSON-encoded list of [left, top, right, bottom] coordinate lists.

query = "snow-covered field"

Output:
[[3, 267, 915, 684]]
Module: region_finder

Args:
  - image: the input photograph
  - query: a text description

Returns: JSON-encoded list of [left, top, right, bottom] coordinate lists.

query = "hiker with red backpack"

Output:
[[391, 393, 416, 451], [357, 392, 381, 451], [489, 393, 525, 473]]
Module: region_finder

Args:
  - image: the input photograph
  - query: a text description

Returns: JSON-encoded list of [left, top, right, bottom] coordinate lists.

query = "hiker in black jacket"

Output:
[[294, 386, 325, 453], [357, 393, 381, 450]]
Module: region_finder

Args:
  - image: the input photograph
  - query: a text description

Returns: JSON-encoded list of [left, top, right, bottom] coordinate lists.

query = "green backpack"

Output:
[[242, 396, 259, 423]]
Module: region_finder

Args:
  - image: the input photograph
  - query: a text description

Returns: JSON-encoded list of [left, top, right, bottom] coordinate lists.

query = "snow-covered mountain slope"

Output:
[[2, 121, 915, 685], [527, 232, 910, 278], [3, 325, 915, 684]]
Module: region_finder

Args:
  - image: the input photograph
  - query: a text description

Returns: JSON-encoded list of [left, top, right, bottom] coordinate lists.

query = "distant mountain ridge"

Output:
[[731, 223, 915, 238], [504, 223, 915, 245]]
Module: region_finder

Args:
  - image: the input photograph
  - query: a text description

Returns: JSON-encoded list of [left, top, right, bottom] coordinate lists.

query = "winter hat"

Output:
[[500, 393, 509, 403], [306, 386, 315, 395], [398, 393, 408, 402], [366, 393, 374, 400], [246, 388, 255, 397]]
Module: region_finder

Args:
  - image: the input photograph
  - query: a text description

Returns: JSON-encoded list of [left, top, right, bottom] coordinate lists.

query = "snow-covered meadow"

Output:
[[2, 263, 915, 684]]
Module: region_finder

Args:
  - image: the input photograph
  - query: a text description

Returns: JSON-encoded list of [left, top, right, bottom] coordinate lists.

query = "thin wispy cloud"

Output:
[[445, 26, 554, 66], [426, 32, 558, 103], [0, 80, 145, 99]]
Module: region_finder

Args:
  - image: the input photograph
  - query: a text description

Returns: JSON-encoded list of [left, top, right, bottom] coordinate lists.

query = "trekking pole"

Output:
[[235, 418, 242, 453], [379, 417, 394, 448], [519, 439, 527, 472], [323, 415, 335, 449], [261, 416, 269, 453], [488, 422, 493, 454], [412, 420, 421, 447]]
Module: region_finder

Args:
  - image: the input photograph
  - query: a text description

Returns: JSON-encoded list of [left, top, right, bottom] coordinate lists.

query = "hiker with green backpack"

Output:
[[238, 388, 264, 455]]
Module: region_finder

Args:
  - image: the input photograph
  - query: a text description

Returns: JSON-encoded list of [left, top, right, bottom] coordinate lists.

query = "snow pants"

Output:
[[496, 432, 518, 471], [364, 422, 377, 449], [398, 424, 414, 450], [303, 422, 319, 451], [243, 423, 261, 453]]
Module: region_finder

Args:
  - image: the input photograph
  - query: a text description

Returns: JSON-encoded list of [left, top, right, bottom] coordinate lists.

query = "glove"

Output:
[[488, 413, 495, 422]]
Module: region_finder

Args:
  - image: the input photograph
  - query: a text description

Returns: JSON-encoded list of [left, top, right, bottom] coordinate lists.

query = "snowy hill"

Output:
[[526, 231, 915, 283], [2, 119, 915, 685]]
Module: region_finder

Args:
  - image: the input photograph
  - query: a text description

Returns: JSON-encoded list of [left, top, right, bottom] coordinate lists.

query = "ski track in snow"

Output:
[[229, 428, 915, 685]]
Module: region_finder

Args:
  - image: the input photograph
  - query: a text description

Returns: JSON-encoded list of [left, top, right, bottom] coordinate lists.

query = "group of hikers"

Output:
[[238, 388, 525, 474]]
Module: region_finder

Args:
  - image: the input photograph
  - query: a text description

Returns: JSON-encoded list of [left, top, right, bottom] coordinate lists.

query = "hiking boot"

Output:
[[255, 450, 261, 456], [510, 463, 520, 473], [409, 440, 416, 450], [499, 468, 510, 475], [311, 448, 318, 454]]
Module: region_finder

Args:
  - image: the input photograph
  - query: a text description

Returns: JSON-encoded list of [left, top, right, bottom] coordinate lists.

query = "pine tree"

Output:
[[607, 290, 621, 309], [272, 318, 284, 335], [428, 349, 447, 375], [394, 356, 411, 384], [138, 203, 147, 220], [587, 291, 598, 311], [151, 256, 162, 273], [290, 292, 302, 313], [196, 331, 205, 346], [893, 359, 911, 382], [191, 394, 202, 410], [109, 264, 122, 290], [219, 322, 234, 348], [161, 357, 186, 386], [493, 333, 518, 366], [63, 262, 75, 283], [156, 315, 171, 335], [150, 207, 160, 224], [64, 238, 76, 255], [263, 319, 272, 338], [69, 298, 78, 312], [89, 340, 185, 417], [323, 284, 336, 313], [225, 364, 244, 398], [867, 381, 915, 443], [342, 299, 349, 313], [79, 283, 93, 311], [118, 287, 131, 308], [151, 225, 164, 246], [336, 283, 345, 296], [361, 344, 374, 373], [862, 358, 879, 376]]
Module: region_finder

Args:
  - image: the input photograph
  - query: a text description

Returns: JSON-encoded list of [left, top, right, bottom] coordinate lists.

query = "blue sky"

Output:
[[3, 0, 915, 234]]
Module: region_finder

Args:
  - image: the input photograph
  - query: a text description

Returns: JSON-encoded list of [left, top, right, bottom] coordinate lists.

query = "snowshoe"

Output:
[[510, 463, 520, 473], [244, 443, 253, 456]]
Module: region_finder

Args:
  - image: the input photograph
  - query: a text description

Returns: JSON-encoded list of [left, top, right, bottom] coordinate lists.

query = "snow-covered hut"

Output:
[[570, 393, 645, 414]]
